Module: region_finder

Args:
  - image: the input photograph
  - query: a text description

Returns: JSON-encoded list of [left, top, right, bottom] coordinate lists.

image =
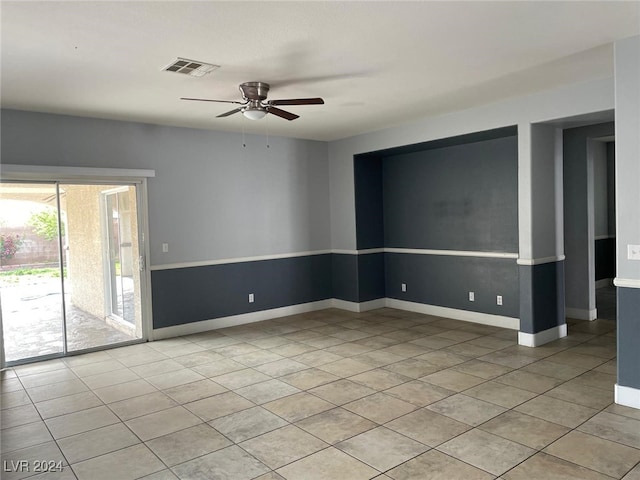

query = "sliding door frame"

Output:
[[0, 165, 155, 368]]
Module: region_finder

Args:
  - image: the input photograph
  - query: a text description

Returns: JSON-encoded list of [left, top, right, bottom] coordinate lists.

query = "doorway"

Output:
[[0, 181, 147, 365]]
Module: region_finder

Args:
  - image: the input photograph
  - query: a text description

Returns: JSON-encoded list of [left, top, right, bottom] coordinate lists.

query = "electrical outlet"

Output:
[[469, 291, 475, 302], [248, 293, 254, 303], [401, 283, 407, 292], [162, 243, 169, 253], [497, 295, 503, 306]]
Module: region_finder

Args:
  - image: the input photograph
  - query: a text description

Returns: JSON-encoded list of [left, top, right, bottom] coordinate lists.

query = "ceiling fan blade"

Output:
[[216, 108, 243, 118], [269, 98, 324, 106], [181, 97, 244, 105], [267, 107, 299, 121]]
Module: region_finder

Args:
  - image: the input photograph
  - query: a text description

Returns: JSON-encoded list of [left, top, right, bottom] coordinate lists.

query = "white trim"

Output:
[[615, 384, 640, 410], [614, 277, 640, 289], [0, 164, 155, 180], [517, 255, 565, 266], [152, 300, 332, 340], [152, 247, 518, 271], [385, 298, 519, 330], [595, 278, 614, 289], [331, 298, 386, 312], [565, 307, 597, 321], [151, 250, 333, 271], [385, 248, 518, 259], [518, 324, 567, 347]]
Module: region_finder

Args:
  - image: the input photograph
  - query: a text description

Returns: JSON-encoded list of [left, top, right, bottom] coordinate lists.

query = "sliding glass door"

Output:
[[0, 181, 146, 364]]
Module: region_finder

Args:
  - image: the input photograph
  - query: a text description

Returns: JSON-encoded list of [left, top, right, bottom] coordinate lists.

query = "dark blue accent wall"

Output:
[[618, 287, 640, 389], [152, 254, 332, 328], [354, 156, 384, 250], [519, 261, 565, 334], [595, 238, 616, 280], [331, 254, 359, 303]]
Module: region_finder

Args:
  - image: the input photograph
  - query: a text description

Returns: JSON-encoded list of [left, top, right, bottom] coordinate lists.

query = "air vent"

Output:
[[163, 58, 219, 77]]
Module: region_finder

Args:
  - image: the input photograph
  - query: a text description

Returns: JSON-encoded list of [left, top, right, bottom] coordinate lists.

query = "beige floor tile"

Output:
[[171, 444, 269, 480], [276, 447, 378, 480], [605, 403, 640, 421], [464, 380, 537, 408], [1, 421, 53, 453], [26, 379, 89, 403], [93, 379, 157, 404], [108, 391, 177, 420], [383, 358, 441, 379], [520, 359, 588, 380], [18, 369, 78, 389], [544, 430, 640, 478], [478, 351, 540, 369], [45, 406, 120, 439], [467, 336, 514, 350], [385, 408, 469, 447], [279, 368, 340, 390], [317, 358, 374, 377], [578, 412, 640, 449], [34, 391, 103, 420], [81, 369, 140, 390], [191, 358, 246, 377], [56, 423, 139, 464], [1, 404, 41, 429], [211, 368, 271, 390], [384, 380, 453, 407], [545, 380, 614, 409], [130, 358, 185, 378], [427, 393, 506, 426], [386, 450, 494, 480], [438, 429, 535, 476], [233, 350, 285, 367], [0, 390, 31, 410], [291, 350, 344, 367], [545, 351, 608, 369], [109, 346, 168, 367], [623, 463, 640, 480], [172, 350, 225, 367], [64, 352, 111, 367], [70, 444, 164, 480], [145, 368, 205, 389], [451, 359, 513, 379], [572, 370, 617, 391], [495, 370, 564, 394], [326, 342, 374, 357], [502, 452, 615, 480], [125, 405, 201, 440], [354, 350, 406, 367], [444, 342, 495, 358], [214, 342, 262, 357], [1, 378, 23, 394], [145, 423, 231, 466], [420, 370, 485, 391], [235, 379, 300, 404], [267, 342, 316, 357], [344, 392, 417, 424], [70, 359, 126, 378], [295, 407, 376, 444], [480, 410, 570, 449], [254, 359, 309, 377], [415, 350, 470, 368], [410, 336, 459, 350], [515, 395, 598, 428], [162, 378, 227, 404], [240, 425, 327, 469], [209, 406, 288, 443], [349, 369, 411, 391], [264, 392, 333, 422], [309, 379, 376, 405], [255, 472, 286, 480], [337, 426, 428, 471], [380, 342, 431, 358], [184, 391, 254, 421]]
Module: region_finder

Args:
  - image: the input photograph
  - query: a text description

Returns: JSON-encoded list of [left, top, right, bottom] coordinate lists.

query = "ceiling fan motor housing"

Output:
[[240, 82, 270, 101]]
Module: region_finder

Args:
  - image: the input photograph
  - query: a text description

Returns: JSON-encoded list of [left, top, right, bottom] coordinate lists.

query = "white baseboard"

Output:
[[331, 298, 386, 312], [518, 324, 568, 347], [565, 307, 597, 321], [595, 278, 613, 289], [385, 298, 519, 330], [152, 300, 332, 340], [615, 384, 640, 410], [152, 297, 520, 342]]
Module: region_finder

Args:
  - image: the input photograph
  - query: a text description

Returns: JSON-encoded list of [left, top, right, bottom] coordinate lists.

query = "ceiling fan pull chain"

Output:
[[242, 116, 246, 148], [265, 113, 270, 149]]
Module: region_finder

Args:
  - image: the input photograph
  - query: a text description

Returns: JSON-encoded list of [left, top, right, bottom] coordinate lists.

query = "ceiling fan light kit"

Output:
[[182, 81, 324, 121]]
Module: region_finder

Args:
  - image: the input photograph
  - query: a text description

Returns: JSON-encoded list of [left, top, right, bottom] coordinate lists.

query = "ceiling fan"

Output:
[[181, 82, 324, 121]]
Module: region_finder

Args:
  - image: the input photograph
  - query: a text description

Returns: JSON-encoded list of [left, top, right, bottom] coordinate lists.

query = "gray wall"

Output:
[[1, 109, 332, 329], [594, 141, 616, 281]]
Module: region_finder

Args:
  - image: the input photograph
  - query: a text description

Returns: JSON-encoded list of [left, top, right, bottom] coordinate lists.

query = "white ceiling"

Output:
[[1, 1, 639, 142]]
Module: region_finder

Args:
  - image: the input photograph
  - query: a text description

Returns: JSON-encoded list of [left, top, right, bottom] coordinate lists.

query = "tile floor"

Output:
[[1, 307, 639, 480]]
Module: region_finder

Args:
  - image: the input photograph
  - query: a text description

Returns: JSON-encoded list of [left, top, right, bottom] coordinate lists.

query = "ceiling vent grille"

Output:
[[163, 58, 219, 77]]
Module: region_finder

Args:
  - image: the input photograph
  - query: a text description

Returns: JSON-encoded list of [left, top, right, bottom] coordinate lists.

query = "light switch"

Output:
[[628, 244, 640, 260], [162, 243, 169, 253]]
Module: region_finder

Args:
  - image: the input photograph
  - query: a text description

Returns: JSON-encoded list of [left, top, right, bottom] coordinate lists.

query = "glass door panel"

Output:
[[62, 184, 142, 352], [0, 182, 65, 362]]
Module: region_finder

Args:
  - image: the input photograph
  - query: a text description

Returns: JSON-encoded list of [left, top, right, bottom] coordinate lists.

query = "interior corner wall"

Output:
[[563, 122, 614, 318], [0, 109, 333, 329], [594, 141, 616, 282]]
